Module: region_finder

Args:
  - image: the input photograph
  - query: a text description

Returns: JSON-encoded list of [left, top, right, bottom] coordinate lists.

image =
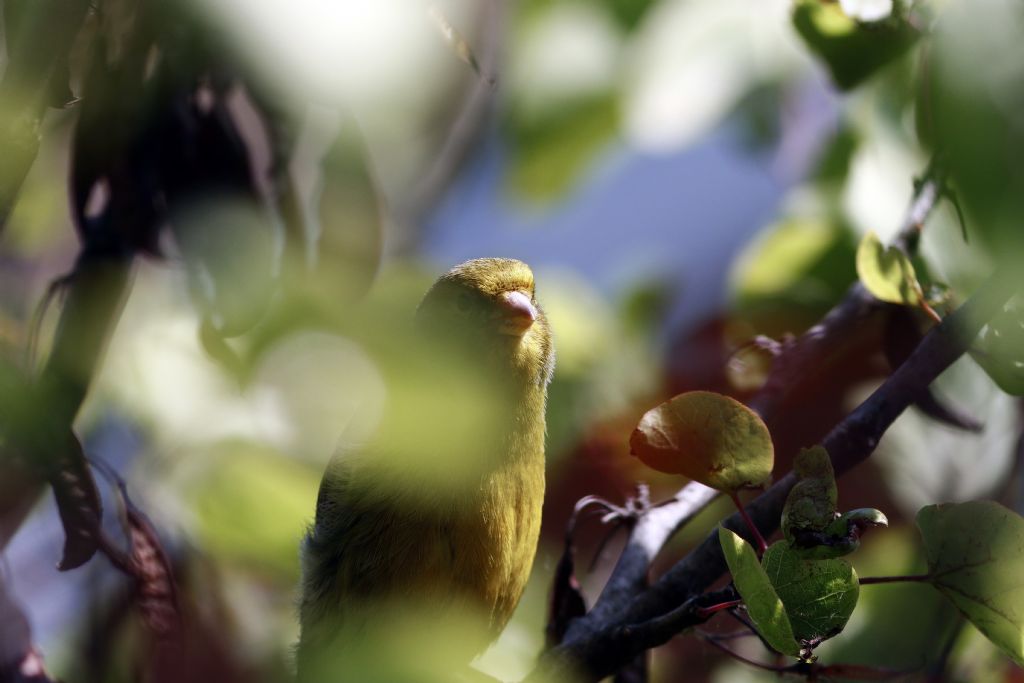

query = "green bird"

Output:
[[297, 258, 554, 680]]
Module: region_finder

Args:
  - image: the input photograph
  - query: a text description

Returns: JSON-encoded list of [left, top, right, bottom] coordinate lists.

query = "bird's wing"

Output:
[[297, 451, 460, 665]]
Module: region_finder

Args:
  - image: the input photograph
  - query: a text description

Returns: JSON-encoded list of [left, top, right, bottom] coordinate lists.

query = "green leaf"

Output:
[[782, 446, 838, 543], [791, 0, 918, 91], [762, 541, 860, 645], [780, 446, 887, 559], [856, 231, 921, 305], [630, 391, 773, 492], [729, 217, 858, 334], [971, 297, 1024, 396], [191, 442, 320, 580], [604, 0, 659, 31], [718, 527, 802, 657], [917, 501, 1024, 665], [504, 92, 619, 202], [923, 1, 1024, 263]]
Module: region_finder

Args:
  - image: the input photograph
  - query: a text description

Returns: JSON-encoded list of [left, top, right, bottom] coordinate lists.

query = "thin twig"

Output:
[[859, 574, 932, 585], [703, 636, 791, 674]]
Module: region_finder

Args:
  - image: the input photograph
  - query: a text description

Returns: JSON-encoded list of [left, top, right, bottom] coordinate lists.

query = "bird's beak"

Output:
[[497, 291, 537, 336]]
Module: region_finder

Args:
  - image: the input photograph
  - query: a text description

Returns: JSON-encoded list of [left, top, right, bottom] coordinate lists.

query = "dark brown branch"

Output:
[[528, 263, 1020, 682], [0, 250, 133, 552]]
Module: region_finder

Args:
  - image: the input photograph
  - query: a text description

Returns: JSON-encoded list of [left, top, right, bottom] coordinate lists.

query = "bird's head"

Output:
[[416, 258, 555, 389]]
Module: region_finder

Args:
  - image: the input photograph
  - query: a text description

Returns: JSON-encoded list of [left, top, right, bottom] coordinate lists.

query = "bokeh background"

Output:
[[2, 0, 1022, 681]]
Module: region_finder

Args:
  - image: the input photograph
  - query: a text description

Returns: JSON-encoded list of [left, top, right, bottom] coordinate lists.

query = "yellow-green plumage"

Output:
[[297, 258, 554, 679]]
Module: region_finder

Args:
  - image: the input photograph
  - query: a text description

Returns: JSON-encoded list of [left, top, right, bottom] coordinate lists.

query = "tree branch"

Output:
[[529, 262, 1019, 682], [545, 169, 947, 668]]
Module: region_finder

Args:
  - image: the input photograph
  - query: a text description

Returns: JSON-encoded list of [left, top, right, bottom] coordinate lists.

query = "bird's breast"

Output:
[[451, 447, 545, 635]]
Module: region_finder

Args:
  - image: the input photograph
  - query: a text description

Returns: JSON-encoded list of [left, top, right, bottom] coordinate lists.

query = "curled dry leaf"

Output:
[[126, 504, 181, 646], [52, 433, 102, 571], [630, 390, 773, 493]]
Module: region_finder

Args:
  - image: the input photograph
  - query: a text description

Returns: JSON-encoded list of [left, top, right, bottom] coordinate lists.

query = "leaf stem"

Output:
[[916, 285, 943, 324], [729, 492, 768, 555], [859, 573, 932, 585], [695, 599, 742, 619]]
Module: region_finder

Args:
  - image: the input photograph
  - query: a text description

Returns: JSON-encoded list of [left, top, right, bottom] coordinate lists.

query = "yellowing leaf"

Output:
[[719, 527, 802, 657], [856, 231, 921, 305], [630, 390, 773, 492], [762, 541, 859, 645], [917, 501, 1024, 665]]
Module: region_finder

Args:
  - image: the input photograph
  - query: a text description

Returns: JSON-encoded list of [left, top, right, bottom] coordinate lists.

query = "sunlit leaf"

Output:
[[630, 390, 773, 492], [792, 0, 918, 91], [917, 501, 1024, 665], [762, 541, 859, 645], [838, 0, 893, 22], [856, 231, 920, 305], [719, 527, 802, 657]]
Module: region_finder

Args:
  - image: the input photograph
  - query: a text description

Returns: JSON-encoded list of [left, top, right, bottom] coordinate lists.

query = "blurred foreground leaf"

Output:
[[838, 0, 893, 22], [925, 0, 1024, 262], [731, 218, 857, 331], [792, 0, 917, 91], [505, 93, 619, 202], [191, 443, 319, 580], [917, 501, 1024, 665], [630, 390, 773, 492], [719, 527, 802, 657]]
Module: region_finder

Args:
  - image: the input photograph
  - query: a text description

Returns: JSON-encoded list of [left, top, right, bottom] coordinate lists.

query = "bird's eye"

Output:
[[456, 293, 474, 312]]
